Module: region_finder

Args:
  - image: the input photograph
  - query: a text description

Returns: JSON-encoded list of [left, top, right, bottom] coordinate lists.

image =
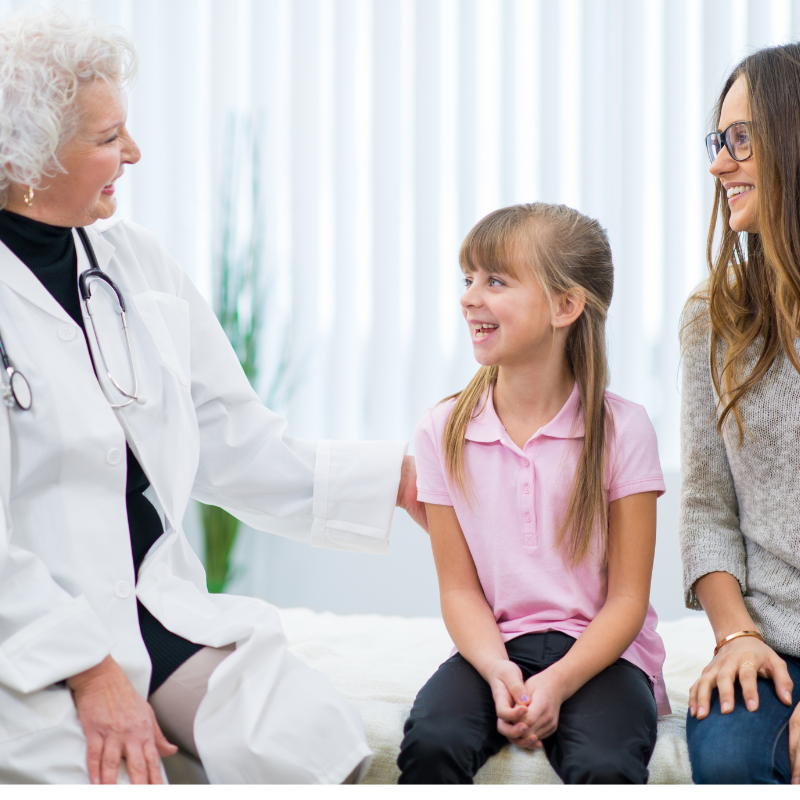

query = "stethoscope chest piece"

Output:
[[3, 368, 32, 411]]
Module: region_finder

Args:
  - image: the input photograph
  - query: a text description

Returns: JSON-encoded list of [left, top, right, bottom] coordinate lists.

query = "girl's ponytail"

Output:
[[557, 280, 613, 565], [442, 203, 614, 564]]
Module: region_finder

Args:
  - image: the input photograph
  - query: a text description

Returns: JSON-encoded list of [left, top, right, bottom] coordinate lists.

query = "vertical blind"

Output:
[[4, 0, 799, 467], [3, 0, 800, 613]]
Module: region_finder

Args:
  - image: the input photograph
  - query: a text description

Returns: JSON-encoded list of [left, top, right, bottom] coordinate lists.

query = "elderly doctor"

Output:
[[0, 10, 424, 785]]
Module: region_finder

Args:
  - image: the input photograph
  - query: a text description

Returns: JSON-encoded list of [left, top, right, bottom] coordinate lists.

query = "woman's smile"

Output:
[[725, 181, 754, 204]]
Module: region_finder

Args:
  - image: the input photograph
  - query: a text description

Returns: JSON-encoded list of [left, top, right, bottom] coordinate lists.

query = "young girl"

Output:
[[398, 203, 670, 785]]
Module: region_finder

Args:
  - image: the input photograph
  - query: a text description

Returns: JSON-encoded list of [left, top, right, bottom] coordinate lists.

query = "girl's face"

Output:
[[460, 262, 560, 369], [709, 75, 759, 234]]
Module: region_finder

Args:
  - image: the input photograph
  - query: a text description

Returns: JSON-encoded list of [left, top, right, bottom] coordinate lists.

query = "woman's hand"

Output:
[[499, 669, 565, 751], [688, 636, 794, 720], [67, 656, 177, 784], [397, 455, 428, 532]]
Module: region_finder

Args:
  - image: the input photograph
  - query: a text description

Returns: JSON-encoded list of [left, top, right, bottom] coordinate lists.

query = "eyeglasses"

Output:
[[705, 120, 752, 164]]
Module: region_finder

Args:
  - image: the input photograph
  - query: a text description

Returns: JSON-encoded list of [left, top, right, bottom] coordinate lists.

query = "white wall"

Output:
[[5, 0, 799, 620]]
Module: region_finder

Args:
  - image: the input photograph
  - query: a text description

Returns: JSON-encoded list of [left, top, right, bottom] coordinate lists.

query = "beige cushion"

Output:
[[281, 609, 715, 784]]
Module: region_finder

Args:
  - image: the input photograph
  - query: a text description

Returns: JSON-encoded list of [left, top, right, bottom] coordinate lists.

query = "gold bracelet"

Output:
[[713, 630, 764, 658]]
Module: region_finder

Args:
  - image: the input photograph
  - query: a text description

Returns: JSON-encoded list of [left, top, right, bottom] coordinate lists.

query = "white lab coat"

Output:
[[0, 218, 407, 783]]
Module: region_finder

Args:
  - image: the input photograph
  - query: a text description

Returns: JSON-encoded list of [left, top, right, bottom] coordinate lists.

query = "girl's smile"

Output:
[[470, 321, 499, 344]]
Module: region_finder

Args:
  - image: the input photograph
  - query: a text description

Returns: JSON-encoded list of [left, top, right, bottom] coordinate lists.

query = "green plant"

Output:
[[201, 114, 290, 593]]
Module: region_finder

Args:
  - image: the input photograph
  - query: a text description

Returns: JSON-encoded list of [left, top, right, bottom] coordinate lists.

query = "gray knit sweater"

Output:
[[680, 299, 800, 657]]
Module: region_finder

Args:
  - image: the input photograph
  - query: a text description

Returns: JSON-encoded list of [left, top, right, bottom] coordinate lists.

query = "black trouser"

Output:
[[397, 631, 658, 784]]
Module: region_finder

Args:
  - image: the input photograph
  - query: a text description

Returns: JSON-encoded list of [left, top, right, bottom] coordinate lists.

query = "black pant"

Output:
[[397, 631, 658, 784]]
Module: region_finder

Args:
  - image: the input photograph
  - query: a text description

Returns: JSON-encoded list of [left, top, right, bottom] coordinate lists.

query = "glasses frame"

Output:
[[706, 120, 753, 164]]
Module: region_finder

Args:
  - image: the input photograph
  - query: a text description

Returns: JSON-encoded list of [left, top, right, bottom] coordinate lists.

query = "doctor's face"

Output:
[[9, 79, 141, 228]]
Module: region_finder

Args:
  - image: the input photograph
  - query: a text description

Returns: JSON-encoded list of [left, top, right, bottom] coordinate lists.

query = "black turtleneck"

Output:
[[0, 209, 202, 694]]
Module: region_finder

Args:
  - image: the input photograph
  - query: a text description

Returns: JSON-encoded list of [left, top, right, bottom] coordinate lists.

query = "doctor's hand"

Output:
[[397, 455, 428, 533], [67, 656, 177, 784]]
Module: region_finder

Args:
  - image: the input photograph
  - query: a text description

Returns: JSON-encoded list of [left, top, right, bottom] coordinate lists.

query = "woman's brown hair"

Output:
[[442, 203, 615, 565], [684, 44, 800, 443]]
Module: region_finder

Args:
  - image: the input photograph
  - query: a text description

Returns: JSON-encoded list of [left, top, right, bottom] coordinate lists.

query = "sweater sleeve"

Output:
[[679, 299, 747, 610]]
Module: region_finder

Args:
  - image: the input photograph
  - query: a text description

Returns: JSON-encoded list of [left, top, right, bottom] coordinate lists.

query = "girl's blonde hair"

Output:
[[442, 203, 615, 565]]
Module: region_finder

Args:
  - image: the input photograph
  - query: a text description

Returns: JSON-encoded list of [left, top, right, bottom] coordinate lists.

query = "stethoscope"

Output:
[[1, 227, 141, 411]]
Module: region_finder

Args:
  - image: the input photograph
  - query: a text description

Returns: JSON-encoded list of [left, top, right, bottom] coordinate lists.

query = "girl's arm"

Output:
[[426, 503, 530, 732], [503, 491, 657, 747]]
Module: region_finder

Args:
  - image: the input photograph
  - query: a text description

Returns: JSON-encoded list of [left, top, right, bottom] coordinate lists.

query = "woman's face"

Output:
[[8, 79, 140, 227], [709, 75, 759, 234]]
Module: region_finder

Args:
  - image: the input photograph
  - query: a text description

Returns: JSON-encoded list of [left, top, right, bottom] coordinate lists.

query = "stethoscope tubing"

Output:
[[76, 229, 138, 408], [0, 227, 140, 411]]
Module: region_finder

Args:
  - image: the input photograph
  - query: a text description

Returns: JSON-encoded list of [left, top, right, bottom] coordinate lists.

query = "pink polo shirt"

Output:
[[414, 384, 671, 716]]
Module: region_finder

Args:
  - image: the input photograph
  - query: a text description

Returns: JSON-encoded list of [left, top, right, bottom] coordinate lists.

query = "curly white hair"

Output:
[[0, 7, 137, 208]]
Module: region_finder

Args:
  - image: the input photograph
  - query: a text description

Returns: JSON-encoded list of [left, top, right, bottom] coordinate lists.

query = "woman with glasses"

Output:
[[680, 44, 800, 784], [0, 8, 425, 785]]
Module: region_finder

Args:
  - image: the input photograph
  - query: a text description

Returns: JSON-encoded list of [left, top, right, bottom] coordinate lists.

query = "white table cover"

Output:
[[281, 609, 716, 784]]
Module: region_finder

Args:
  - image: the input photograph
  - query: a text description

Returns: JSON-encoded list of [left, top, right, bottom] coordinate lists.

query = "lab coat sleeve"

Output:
[[179, 267, 407, 555], [0, 419, 112, 693]]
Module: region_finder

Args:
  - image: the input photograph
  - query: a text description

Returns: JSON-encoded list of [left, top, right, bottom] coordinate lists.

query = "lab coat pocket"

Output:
[[0, 683, 75, 745], [132, 291, 191, 387]]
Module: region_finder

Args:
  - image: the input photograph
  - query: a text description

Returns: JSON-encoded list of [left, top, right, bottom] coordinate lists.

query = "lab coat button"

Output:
[[114, 580, 131, 599], [58, 324, 76, 342], [106, 448, 123, 465]]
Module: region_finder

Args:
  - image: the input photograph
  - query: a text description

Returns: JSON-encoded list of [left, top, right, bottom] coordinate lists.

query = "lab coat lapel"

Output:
[[0, 241, 74, 325]]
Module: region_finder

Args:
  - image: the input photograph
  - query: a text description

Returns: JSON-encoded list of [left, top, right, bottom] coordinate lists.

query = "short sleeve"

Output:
[[413, 408, 454, 506], [608, 403, 666, 503]]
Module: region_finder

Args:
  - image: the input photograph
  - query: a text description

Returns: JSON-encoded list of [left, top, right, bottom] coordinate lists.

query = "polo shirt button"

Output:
[[524, 513, 531, 523], [106, 448, 123, 465], [58, 324, 76, 342], [523, 485, 530, 494], [523, 459, 530, 467], [114, 580, 131, 599]]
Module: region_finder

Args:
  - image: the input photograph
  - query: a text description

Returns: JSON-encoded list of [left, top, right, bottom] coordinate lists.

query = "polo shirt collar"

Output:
[[464, 381, 584, 443]]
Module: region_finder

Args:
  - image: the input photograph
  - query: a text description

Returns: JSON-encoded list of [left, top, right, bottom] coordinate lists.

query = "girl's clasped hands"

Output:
[[489, 661, 564, 750]]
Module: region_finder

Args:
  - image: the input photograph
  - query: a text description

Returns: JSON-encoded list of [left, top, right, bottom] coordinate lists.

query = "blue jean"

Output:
[[686, 652, 800, 784]]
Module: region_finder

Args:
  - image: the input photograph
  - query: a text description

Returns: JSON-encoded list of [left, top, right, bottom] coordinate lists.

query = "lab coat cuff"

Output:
[[311, 439, 408, 554], [0, 596, 112, 694]]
